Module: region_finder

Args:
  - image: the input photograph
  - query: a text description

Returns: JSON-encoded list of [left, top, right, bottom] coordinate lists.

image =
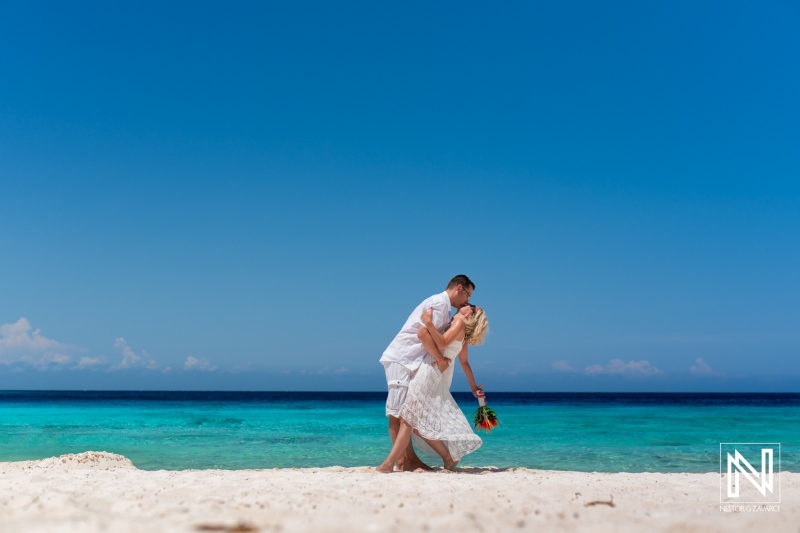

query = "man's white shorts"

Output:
[[383, 362, 413, 418]]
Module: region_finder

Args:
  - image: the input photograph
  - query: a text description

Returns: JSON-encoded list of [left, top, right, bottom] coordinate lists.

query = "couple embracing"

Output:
[[377, 275, 489, 473]]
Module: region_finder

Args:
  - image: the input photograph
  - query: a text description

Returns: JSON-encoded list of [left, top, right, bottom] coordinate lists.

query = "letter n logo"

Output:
[[720, 443, 780, 504]]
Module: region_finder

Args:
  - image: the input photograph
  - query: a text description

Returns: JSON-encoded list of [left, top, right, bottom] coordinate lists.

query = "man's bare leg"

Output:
[[379, 418, 432, 472], [386, 415, 403, 471], [377, 418, 414, 473], [402, 440, 432, 472]]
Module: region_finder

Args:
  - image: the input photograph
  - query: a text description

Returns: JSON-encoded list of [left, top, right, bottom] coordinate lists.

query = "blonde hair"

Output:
[[464, 307, 489, 346]]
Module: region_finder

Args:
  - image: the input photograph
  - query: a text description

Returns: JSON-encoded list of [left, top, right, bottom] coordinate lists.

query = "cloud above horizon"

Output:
[[690, 358, 722, 376], [0, 318, 73, 368], [183, 356, 217, 372], [553, 358, 663, 377], [110, 337, 159, 371], [551, 360, 577, 372], [73, 357, 104, 370]]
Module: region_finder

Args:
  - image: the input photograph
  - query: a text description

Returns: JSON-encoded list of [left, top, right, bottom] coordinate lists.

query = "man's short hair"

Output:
[[446, 274, 475, 291]]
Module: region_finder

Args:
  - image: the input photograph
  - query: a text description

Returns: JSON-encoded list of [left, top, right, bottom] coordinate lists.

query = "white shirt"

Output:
[[380, 291, 452, 372]]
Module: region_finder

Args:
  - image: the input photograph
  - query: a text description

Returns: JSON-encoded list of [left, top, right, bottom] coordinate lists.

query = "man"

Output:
[[378, 274, 474, 471]]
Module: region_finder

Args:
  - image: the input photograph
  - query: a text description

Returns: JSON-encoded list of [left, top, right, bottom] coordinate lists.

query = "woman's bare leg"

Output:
[[412, 430, 458, 470]]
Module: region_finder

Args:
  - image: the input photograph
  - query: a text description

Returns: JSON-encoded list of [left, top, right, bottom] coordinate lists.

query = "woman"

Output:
[[379, 304, 490, 471]]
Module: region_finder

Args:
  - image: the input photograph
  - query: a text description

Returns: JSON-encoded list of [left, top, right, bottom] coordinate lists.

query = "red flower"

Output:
[[473, 404, 501, 433]]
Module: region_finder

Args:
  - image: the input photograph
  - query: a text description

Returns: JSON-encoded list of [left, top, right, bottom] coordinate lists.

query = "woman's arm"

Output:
[[419, 310, 466, 351], [418, 327, 450, 373], [458, 343, 485, 399]]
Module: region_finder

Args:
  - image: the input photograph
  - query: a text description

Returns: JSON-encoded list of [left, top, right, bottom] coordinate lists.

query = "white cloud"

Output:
[[690, 358, 720, 376], [334, 367, 350, 375], [73, 357, 104, 369], [551, 360, 577, 372], [584, 359, 663, 377], [110, 338, 158, 370], [183, 356, 217, 372], [0, 318, 72, 367]]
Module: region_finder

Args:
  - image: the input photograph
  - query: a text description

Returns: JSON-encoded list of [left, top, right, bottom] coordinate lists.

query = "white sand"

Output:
[[1, 452, 797, 533]]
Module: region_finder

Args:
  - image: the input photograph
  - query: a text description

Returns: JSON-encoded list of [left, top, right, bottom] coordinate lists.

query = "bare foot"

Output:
[[444, 458, 458, 471], [403, 458, 432, 472], [376, 461, 395, 473]]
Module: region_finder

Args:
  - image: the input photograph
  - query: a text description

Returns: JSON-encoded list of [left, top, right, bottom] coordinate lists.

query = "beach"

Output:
[[1, 452, 796, 533]]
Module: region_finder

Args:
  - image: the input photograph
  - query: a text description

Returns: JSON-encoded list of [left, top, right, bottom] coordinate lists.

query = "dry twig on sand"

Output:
[[195, 523, 259, 532], [584, 495, 615, 508]]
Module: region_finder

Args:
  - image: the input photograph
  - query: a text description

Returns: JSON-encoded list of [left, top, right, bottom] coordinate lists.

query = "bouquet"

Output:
[[472, 394, 500, 433]]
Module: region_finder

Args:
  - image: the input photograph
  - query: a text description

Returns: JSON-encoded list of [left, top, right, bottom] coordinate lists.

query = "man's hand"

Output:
[[421, 307, 434, 326], [436, 358, 450, 373]]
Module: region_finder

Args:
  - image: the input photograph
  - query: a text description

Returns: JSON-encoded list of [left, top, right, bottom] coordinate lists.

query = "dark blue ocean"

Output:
[[1, 391, 797, 472]]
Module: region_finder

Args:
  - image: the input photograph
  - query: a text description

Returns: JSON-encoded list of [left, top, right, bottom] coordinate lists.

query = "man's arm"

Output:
[[419, 299, 449, 331], [420, 308, 448, 352]]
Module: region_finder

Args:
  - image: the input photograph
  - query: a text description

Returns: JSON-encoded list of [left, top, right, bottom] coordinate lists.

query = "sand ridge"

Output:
[[11, 452, 136, 471]]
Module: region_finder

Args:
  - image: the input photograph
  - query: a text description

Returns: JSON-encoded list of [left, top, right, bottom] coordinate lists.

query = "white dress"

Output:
[[399, 339, 483, 462]]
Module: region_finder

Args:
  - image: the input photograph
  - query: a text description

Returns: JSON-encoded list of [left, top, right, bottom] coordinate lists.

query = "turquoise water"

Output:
[[1, 391, 798, 472]]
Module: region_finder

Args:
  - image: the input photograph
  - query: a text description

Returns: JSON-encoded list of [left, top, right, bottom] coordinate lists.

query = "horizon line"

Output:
[[2, 389, 800, 394]]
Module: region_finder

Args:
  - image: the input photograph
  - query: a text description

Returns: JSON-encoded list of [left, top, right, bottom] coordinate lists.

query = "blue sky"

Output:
[[1, 1, 798, 391]]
